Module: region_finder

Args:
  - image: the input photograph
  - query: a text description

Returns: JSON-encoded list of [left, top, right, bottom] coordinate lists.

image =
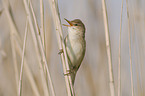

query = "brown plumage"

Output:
[[64, 19, 86, 85]]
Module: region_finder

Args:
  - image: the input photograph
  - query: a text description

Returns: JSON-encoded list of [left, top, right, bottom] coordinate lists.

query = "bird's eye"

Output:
[[74, 24, 78, 26]]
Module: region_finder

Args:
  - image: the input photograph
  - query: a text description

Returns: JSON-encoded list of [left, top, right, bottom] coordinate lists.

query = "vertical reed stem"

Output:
[[118, 0, 124, 96], [126, 0, 134, 96], [47, 0, 75, 95], [102, 0, 115, 96]]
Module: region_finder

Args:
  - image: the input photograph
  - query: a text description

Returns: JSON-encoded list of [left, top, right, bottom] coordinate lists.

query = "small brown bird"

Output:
[[63, 18, 86, 85]]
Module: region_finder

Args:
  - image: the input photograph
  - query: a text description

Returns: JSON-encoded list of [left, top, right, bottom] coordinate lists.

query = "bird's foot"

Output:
[[63, 70, 73, 76], [58, 49, 63, 54]]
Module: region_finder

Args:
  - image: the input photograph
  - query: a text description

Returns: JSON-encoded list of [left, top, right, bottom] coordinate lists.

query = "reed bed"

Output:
[[0, 0, 145, 96]]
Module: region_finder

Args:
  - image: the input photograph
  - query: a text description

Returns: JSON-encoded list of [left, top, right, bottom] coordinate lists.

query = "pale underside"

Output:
[[65, 35, 86, 71]]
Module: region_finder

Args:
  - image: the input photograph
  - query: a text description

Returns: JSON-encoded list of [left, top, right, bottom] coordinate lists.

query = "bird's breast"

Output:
[[65, 36, 86, 67]]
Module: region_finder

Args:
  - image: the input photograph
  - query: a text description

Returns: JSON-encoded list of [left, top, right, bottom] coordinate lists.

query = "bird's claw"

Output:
[[58, 49, 63, 54], [63, 70, 72, 76]]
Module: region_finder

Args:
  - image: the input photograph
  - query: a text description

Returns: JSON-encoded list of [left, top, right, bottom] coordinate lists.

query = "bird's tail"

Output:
[[71, 72, 76, 86]]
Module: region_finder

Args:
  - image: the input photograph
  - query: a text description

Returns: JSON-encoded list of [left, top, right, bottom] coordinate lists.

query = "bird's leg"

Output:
[[58, 49, 63, 54], [63, 66, 76, 76], [63, 70, 72, 76]]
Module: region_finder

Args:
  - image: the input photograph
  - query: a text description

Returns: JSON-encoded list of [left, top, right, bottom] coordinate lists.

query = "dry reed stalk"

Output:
[[134, 12, 145, 95], [15, 39, 41, 96], [18, 18, 28, 96], [118, 0, 124, 96], [40, 0, 45, 48], [101, 0, 115, 96], [131, 5, 143, 96], [3, 1, 41, 96], [40, 0, 46, 75], [40, 1, 50, 95], [29, 1, 56, 96], [9, 22, 19, 94], [47, 0, 75, 96], [2, 0, 20, 94], [133, 22, 143, 96], [40, 0, 47, 78], [23, 0, 51, 96], [45, 17, 52, 90], [3, 1, 42, 95], [126, 0, 134, 96]]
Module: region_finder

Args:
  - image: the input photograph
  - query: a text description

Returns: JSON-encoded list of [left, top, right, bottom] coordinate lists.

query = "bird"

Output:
[[63, 18, 86, 86]]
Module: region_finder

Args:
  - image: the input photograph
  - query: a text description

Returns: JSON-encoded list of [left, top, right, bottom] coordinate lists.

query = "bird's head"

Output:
[[63, 18, 85, 35]]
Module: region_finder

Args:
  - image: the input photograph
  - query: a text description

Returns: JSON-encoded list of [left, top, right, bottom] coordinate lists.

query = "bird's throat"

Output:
[[68, 27, 85, 40]]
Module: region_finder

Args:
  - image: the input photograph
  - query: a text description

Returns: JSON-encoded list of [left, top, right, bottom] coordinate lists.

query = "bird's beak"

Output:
[[63, 18, 73, 27]]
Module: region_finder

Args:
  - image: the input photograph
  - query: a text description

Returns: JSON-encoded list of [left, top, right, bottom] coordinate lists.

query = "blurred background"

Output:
[[0, 0, 145, 96]]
